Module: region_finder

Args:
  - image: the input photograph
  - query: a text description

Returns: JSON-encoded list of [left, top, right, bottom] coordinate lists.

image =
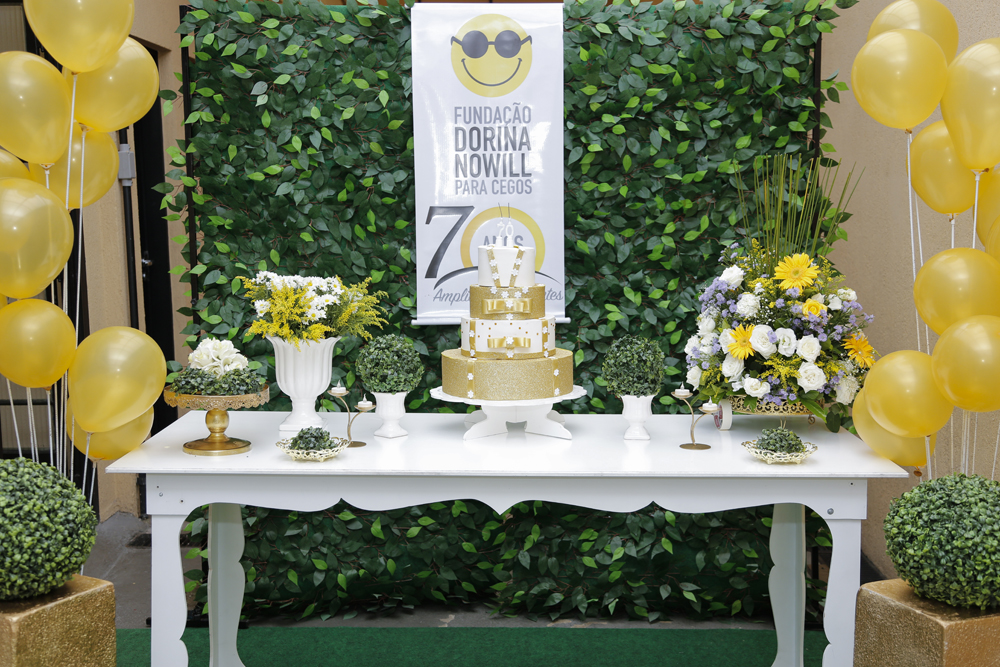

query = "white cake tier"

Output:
[[461, 316, 556, 359], [477, 245, 536, 288]]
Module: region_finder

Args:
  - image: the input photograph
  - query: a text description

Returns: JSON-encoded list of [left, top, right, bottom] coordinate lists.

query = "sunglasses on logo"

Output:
[[451, 30, 532, 59]]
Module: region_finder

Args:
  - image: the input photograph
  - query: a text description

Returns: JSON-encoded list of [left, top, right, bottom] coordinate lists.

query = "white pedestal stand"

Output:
[[431, 385, 586, 440]]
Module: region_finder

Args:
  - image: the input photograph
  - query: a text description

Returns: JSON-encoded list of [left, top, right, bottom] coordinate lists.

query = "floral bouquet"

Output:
[[684, 241, 875, 431], [239, 272, 388, 346], [167, 338, 264, 396]]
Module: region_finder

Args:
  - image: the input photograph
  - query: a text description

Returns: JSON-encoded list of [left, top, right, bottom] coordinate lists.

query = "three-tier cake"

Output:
[[441, 244, 573, 400]]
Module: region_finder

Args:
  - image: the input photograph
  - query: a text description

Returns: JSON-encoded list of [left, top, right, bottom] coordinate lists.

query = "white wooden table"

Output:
[[109, 411, 906, 667]]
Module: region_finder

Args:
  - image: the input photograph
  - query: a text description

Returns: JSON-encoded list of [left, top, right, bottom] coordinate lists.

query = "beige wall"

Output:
[[823, 0, 1000, 577]]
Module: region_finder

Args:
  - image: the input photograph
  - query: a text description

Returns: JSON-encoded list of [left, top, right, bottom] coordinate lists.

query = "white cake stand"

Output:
[[431, 385, 587, 440]]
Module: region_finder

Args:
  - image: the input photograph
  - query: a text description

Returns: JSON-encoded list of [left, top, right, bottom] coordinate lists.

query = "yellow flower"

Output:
[[801, 299, 826, 318], [845, 332, 876, 369], [728, 324, 755, 360], [775, 254, 819, 290]]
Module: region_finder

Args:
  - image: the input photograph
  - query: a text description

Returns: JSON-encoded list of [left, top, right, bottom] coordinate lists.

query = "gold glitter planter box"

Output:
[[0, 575, 116, 667], [854, 579, 1000, 667], [442, 348, 573, 400]]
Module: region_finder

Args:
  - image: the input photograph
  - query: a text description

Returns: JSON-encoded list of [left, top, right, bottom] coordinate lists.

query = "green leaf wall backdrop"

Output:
[[165, 0, 855, 621]]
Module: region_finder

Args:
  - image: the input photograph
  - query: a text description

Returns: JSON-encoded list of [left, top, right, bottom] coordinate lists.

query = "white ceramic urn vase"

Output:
[[621, 394, 655, 440], [372, 391, 408, 439], [268, 335, 340, 437]]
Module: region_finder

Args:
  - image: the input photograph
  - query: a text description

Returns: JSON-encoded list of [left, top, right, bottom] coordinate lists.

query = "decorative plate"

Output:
[[741, 440, 818, 465], [276, 437, 350, 462]]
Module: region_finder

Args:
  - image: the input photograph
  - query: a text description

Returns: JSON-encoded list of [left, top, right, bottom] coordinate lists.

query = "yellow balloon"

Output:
[[0, 299, 76, 388], [68, 327, 166, 433], [29, 126, 119, 209], [0, 179, 74, 299], [23, 0, 134, 74], [0, 150, 29, 180], [67, 400, 153, 460], [0, 52, 71, 164], [941, 39, 1000, 170], [913, 248, 1000, 334], [67, 38, 159, 133], [865, 350, 953, 438], [910, 121, 976, 215], [853, 388, 936, 467], [932, 315, 1000, 412], [867, 0, 959, 63], [986, 217, 1000, 263], [974, 170, 1000, 244], [851, 29, 948, 130]]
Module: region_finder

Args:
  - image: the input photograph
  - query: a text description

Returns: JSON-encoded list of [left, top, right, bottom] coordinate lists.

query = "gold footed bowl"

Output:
[[163, 385, 269, 456]]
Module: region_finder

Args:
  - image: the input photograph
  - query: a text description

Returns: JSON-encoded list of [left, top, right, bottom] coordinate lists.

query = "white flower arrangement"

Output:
[[188, 338, 249, 377]]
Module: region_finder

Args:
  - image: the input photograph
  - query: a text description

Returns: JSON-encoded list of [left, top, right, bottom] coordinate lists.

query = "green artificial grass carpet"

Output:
[[117, 627, 829, 666]]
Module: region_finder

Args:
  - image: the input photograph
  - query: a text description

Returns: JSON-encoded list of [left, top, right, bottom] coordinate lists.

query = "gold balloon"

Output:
[[932, 315, 1000, 412], [986, 217, 1000, 264], [68, 327, 166, 433], [974, 171, 1000, 244], [0, 299, 76, 388], [29, 126, 119, 209], [941, 39, 1000, 170], [0, 150, 29, 180], [23, 0, 134, 74], [0, 52, 71, 165], [909, 121, 976, 215], [914, 248, 1000, 334], [67, 400, 153, 460], [0, 178, 74, 299], [867, 0, 959, 63], [851, 29, 948, 130], [865, 350, 953, 438], [853, 388, 935, 467], [67, 38, 159, 133]]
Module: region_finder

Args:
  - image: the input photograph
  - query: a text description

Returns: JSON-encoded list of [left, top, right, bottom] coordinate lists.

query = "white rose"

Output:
[[742, 376, 771, 399], [736, 293, 760, 318], [749, 324, 776, 359], [686, 366, 702, 390], [720, 266, 744, 289], [188, 339, 248, 376], [697, 314, 716, 335], [837, 288, 857, 302], [812, 294, 824, 304], [731, 381, 744, 391], [754, 282, 764, 295], [699, 333, 717, 355], [721, 354, 744, 380], [835, 374, 860, 405], [796, 362, 827, 392], [684, 335, 701, 356], [796, 335, 822, 362], [774, 328, 797, 357], [828, 296, 843, 311], [719, 328, 735, 350]]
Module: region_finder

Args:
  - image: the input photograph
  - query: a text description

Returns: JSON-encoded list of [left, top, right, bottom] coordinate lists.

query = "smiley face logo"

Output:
[[450, 14, 532, 98]]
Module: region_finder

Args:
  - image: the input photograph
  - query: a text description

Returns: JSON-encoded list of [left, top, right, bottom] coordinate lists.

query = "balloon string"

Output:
[[82, 432, 90, 506], [65, 74, 77, 209], [906, 131, 922, 353], [69, 411, 76, 483], [44, 166, 50, 190], [973, 170, 983, 248], [6, 378, 22, 458], [88, 465, 96, 507], [45, 389, 54, 473], [972, 413, 979, 476], [992, 422, 999, 480], [923, 436, 932, 482], [74, 130, 88, 346], [950, 215, 955, 250], [962, 409, 971, 475], [951, 416, 955, 475], [26, 388, 37, 463]]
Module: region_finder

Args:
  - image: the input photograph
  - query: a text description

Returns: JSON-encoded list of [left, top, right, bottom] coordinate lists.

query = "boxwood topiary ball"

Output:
[[0, 458, 97, 600], [884, 473, 1000, 610], [602, 335, 665, 398], [355, 334, 424, 394]]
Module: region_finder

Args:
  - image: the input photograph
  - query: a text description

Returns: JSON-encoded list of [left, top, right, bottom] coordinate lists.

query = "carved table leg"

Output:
[[151, 513, 192, 667], [207, 503, 247, 667], [770, 503, 805, 667], [822, 518, 862, 667]]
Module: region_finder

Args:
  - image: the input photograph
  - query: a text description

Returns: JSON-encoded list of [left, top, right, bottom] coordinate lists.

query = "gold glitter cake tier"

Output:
[[469, 284, 546, 320], [442, 348, 574, 401]]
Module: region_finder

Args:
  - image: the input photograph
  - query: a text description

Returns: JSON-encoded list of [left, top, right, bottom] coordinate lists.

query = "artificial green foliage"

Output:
[[170, 366, 263, 395], [356, 335, 424, 394], [183, 501, 833, 622], [288, 426, 336, 451], [602, 335, 665, 397], [755, 427, 804, 454], [0, 459, 97, 600], [885, 474, 1000, 610]]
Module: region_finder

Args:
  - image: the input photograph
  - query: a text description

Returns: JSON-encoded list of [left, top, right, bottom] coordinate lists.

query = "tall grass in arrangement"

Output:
[[738, 155, 862, 268]]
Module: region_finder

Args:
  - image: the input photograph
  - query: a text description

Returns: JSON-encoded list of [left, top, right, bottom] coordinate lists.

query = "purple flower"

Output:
[[818, 333, 827, 342], [701, 361, 709, 370], [768, 330, 778, 343], [775, 299, 785, 308], [786, 287, 800, 298]]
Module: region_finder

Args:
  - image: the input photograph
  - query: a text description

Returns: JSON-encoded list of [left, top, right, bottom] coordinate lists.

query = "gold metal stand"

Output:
[[328, 383, 374, 447], [671, 389, 715, 450], [163, 385, 269, 456]]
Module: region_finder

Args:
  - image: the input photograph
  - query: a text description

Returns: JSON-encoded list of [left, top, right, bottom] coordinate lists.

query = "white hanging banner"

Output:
[[411, 3, 565, 325]]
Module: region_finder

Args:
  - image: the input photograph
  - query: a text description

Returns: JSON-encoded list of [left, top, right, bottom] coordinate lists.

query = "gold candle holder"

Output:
[[163, 385, 269, 456], [671, 388, 714, 450], [328, 383, 374, 447]]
